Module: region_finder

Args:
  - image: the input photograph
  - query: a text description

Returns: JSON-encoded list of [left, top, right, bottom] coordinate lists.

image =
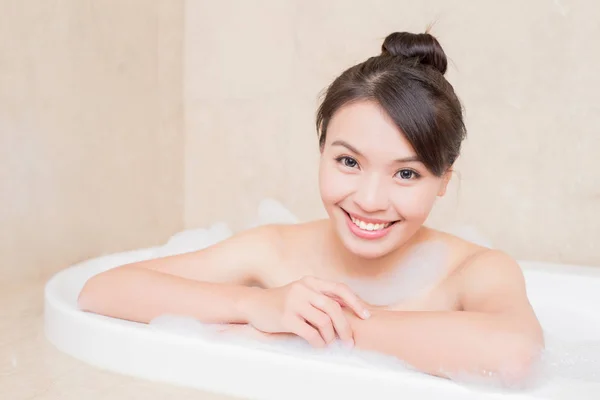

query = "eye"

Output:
[[395, 169, 420, 180], [336, 156, 359, 169]]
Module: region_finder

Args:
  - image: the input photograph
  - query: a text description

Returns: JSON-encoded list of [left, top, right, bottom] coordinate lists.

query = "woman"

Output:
[[78, 31, 544, 384]]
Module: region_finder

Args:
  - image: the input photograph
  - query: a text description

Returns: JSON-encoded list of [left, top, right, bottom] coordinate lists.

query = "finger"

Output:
[[310, 294, 354, 346], [299, 303, 336, 344], [303, 277, 370, 319], [287, 316, 326, 348]]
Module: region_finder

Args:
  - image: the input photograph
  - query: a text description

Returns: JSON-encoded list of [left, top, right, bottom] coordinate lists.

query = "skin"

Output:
[[78, 100, 544, 385]]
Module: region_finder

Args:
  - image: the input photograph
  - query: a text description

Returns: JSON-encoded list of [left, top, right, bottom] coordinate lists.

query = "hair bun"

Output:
[[381, 32, 448, 75]]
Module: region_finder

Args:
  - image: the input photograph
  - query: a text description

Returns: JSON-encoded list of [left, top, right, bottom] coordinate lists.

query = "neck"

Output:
[[322, 221, 428, 279]]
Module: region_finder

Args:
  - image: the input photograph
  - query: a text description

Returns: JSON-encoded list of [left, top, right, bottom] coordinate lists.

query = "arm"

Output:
[[77, 225, 279, 324], [347, 250, 544, 384]]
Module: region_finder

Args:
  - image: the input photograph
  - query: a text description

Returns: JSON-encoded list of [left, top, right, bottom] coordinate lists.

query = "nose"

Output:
[[353, 173, 390, 213]]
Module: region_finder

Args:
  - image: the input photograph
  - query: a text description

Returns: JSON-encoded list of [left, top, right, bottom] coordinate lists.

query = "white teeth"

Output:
[[350, 216, 392, 231]]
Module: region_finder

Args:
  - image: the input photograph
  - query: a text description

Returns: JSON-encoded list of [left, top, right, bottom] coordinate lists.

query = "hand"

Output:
[[240, 276, 371, 348]]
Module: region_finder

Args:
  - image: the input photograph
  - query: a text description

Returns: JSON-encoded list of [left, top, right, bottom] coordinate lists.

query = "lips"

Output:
[[341, 208, 400, 239], [348, 215, 392, 231]]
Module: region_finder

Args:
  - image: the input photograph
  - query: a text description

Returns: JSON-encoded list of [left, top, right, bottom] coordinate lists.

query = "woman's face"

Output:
[[318, 100, 451, 259]]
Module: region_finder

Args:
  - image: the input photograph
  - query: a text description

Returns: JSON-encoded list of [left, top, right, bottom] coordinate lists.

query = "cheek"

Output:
[[319, 163, 353, 204], [391, 184, 439, 219]]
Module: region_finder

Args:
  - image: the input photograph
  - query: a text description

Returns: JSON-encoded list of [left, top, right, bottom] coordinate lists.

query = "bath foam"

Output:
[[340, 241, 449, 306], [148, 315, 416, 373], [147, 315, 600, 393], [45, 198, 600, 399]]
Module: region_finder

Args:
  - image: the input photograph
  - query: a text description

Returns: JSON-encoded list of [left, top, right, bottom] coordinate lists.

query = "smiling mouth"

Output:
[[342, 209, 400, 231]]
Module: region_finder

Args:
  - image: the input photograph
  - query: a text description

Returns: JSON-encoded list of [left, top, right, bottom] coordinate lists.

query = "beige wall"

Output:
[[2, 1, 598, 286], [184, 0, 600, 266], [0, 0, 184, 284]]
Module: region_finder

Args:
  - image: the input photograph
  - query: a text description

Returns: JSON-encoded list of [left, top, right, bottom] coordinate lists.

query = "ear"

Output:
[[437, 169, 453, 197]]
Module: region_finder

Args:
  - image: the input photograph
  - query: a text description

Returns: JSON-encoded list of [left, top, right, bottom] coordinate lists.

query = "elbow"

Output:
[[77, 273, 102, 312], [496, 336, 545, 388], [76, 266, 124, 312]]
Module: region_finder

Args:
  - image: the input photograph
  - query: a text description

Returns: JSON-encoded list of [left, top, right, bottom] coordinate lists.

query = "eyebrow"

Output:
[[330, 140, 421, 163]]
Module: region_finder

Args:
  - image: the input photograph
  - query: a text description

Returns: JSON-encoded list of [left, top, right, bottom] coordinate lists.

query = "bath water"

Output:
[[147, 199, 600, 393]]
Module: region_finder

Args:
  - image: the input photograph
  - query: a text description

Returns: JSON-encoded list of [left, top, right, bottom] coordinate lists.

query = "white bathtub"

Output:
[[44, 233, 600, 400]]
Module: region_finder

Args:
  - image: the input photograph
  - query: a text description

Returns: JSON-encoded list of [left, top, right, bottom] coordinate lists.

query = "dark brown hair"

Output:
[[316, 32, 466, 177]]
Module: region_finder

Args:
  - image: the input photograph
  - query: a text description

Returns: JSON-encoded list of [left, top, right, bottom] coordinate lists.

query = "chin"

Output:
[[342, 240, 397, 260]]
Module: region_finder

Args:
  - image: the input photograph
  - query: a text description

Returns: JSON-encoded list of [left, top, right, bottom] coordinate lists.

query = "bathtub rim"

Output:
[[43, 247, 600, 400]]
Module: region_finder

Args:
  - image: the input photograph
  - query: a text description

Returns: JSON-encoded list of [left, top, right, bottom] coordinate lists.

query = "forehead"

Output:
[[326, 100, 416, 157]]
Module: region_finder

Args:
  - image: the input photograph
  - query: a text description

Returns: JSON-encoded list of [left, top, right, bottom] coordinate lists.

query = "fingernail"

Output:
[[344, 339, 354, 348], [362, 309, 371, 319]]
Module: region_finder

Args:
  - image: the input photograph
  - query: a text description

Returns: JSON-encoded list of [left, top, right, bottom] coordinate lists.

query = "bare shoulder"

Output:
[[420, 227, 491, 272], [195, 222, 287, 265], [133, 223, 287, 286], [455, 246, 544, 343], [203, 223, 288, 281], [188, 221, 323, 287], [274, 219, 327, 242], [267, 220, 328, 260], [424, 228, 529, 309], [222, 223, 287, 256], [453, 246, 531, 314], [425, 229, 543, 346], [260, 220, 330, 280]]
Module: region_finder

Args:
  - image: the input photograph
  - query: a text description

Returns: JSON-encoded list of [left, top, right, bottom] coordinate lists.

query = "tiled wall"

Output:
[[3, 1, 598, 285], [184, 0, 600, 266], [0, 1, 185, 284]]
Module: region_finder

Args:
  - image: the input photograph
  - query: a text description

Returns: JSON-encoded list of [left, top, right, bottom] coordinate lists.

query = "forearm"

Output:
[[351, 309, 543, 382], [77, 266, 258, 324]]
